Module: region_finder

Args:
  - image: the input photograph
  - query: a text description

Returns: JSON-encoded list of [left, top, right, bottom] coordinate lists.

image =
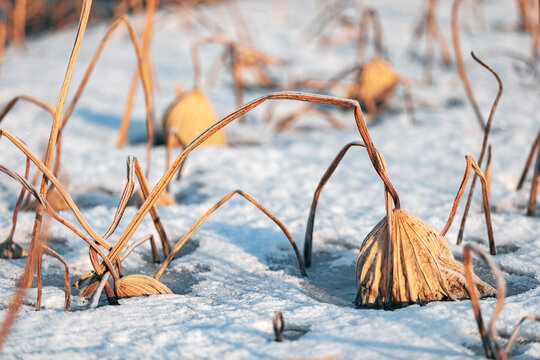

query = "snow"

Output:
[[0, 0, 539, 359]]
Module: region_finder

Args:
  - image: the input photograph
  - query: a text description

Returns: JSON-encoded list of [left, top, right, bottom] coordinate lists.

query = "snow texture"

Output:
[[0, 0, 539, 359]]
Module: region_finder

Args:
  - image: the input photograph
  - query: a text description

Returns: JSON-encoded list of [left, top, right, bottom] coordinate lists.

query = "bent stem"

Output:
[[441, 156, 496, 254], [87, 91, 399, 288], [463, 244, 506, 359], [452, 0, 485, 130], [356, 7, 383, 62], [62, 16, 154, 176], [155, 189, 307, 280], [456, 52, 502, 248]]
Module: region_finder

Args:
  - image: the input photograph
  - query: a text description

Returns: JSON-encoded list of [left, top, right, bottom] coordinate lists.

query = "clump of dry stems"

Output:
[[463, 244, 539, 359]]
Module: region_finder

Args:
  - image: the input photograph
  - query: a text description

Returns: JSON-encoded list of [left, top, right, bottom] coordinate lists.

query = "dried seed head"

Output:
[[356, 209, 495, 309], [0, 240, 28, 259], [347, 58, 399, 106], [163, 89, 227, 147], [116, 274, 173, 298]]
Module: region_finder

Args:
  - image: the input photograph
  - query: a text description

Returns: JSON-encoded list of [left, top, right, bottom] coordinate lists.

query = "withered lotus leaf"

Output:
[[356, 209, 495, 309], [163, 89, 227, 147], [116, 275, 173, 298]]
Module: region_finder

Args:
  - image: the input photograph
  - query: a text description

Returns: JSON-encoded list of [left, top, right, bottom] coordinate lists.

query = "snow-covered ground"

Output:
[[0, 0, 539, 358]]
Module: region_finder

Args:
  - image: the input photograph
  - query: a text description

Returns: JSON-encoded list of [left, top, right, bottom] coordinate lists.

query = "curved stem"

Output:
[[456, 52, 502, 247], [452, 0, 485, 130], [95, 91, 399, 282], [155, 189, 306, 280]]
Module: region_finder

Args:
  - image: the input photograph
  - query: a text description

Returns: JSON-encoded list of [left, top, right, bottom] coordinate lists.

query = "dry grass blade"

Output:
[[456, 52, 502, 249], [155, 189, 307, 280], [0, 156, 30, 259], [37, 246, 71, 312], [117, 0, 157, 157], [116, 274, 172, 298], [273, 312, 285, 342], [61, 16, 155, 176], [26, 0, 93, 289], [452, 0, 485, 130]]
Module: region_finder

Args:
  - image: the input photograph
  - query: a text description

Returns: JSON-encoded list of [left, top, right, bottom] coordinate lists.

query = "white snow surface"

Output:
[[0, 0, 539, 359]]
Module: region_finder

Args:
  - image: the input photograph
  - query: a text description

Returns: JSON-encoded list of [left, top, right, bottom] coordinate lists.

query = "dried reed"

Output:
[[452, 0, 486, 130], [517, 129, 540, 216], [117, 0, 158, 156], [463, 244, 540, 359], [406, 0, 452, 83], [25, 0, 93, 289], [455, 53, 502, 254]]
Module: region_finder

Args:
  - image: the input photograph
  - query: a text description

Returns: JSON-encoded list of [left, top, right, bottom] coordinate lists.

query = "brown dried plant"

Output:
[[0, 139, 172, 304], [192, 34, 281, 110], [0, 19, 6, 74], [463, 244, 540, 359], [117, 0, 158, 152], [273, 311, 285, 342], [454, 53, 502, 254], [517, 128, 540, 216], [405, 0, 452, 84], [304, 139, 496, 309], [452, 0, 486, 130], [274, 8, 415, 124]]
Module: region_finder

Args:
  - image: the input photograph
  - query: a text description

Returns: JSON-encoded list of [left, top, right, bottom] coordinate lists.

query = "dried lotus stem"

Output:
[[0, 156, 30, 259], [85, 92, 399, 293], [62, 16, 154, 176], [12, 0, 26, 44], [464, 245, 540, 359], [26, 0, 93, 288], [456, 52, 502, 249], [304, 141, 366, 267], [0, 20, 6, 74], [274, 105, 345, 132], [118, 0, 157, 151], [528, 140, 540, 216], [463, 244, 505, 359], [273, 312, 285, 342], [37, 245, 71, 312], [442, 156, 496, 254], [356, 8, 383, 62], [452, 0, 486, 130], [0, 95, 55, 122], [505, 315, 540, 354], [155, 189, 307, 280], [517, 130, 540, 191], [486, 145, 492, 193], [134, 158, 171, 258]]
